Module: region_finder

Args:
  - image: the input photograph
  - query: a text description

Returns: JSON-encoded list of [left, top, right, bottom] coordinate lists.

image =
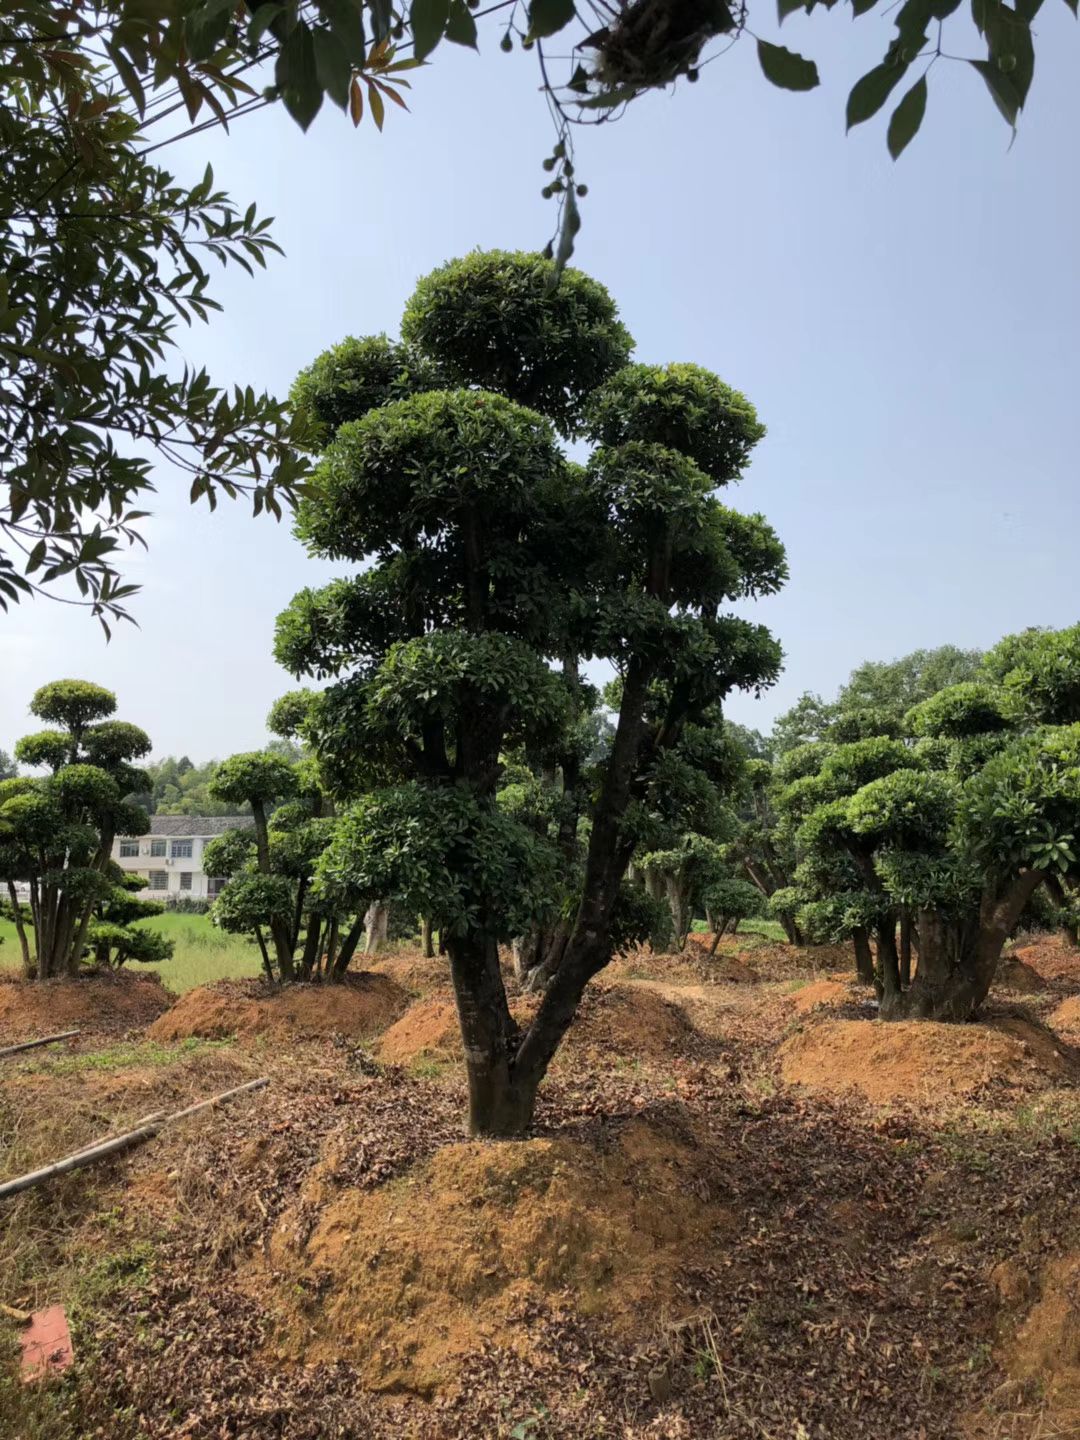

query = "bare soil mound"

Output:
[[1050, 995, 1080, 1036], [779, 1016, 1078, 1105], [566, 981, 699, 1062], [261, 1106, 732, 1393], [0, 969, 170, 1042], [376, 996, 461, 1064], [148, 972, 408, 1043], [787, 979, 853, 1015], [378, 982, 700, 1068], [995, 957, 1046, 994], [366, 951, 452, 996], [1010, 931, 1080, 985]]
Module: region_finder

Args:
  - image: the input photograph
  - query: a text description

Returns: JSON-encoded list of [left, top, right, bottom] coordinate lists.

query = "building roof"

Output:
[[148, 815, 253, 837]]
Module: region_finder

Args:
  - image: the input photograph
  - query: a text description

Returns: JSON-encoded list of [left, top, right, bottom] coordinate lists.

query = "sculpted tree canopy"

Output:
[[780, 627, 1080, 1021], [278, 248, 785, 1136], [0, 680, 168, 979]]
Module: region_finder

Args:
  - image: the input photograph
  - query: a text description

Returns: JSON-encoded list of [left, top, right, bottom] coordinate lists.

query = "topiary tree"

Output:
[[0, 681, 152, 979], [280, 249, 785, 1136], [205, 695, 371, 984], [702, 873, 763, 953], [784, 631, 1080, 1020], [87, 874, 174, 969]]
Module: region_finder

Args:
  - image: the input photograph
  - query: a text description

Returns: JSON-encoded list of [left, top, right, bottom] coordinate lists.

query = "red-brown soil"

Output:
[[148, 972, 408, 1043], [779, 1015, 1078, 1105], [1009, 931, 1080, 985], [377, 982, 701, 1068], [1051, 995, 1080, 1036], [786, 978, 855, 1015], [0, 968, 170, 1042]]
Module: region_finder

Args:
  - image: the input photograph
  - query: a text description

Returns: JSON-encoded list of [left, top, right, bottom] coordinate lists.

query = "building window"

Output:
[[150, 839, 166, 857], [179, 872, 193, 891], [170, 840, 193, 859], [119, 840, 139, 858], [148, 870, 168, 891], [207, 877, 227, 899]]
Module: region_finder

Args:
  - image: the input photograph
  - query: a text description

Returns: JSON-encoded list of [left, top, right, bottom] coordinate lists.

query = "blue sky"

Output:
[[2, 12, 1078, 759]]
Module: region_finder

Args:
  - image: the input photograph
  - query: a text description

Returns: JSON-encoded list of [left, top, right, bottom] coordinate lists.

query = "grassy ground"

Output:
[[691, 916, 786, 942], [0, 912, 263, 994]]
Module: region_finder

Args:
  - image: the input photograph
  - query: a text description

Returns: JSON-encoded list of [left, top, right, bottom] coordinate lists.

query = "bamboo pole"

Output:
[[0, 1030, 80, 1060], [0, 1077, 268, 1201]]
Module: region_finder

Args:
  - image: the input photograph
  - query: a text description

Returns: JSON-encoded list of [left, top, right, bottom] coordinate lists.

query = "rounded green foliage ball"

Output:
[[400, 250, 634, 435], [290, 335, 445, 448], [585, 362, 765, 486], [30, 679, 116, 731]]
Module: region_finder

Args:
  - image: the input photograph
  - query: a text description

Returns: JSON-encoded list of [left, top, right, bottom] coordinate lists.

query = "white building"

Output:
[[111, 816, 252, 901]]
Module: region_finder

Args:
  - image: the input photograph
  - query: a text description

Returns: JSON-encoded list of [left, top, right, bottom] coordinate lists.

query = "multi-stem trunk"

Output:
[[251, 800, 294, 981], [879, 872, 1045, 1021], [664, 871, 691, 952], [852, 926, 875, 985]]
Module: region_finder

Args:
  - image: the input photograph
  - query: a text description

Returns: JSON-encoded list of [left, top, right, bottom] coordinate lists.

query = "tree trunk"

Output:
[[331, 914, 366, 980], [852, 925, 875, 985], [876, 920, 902, 1003], [421, 916, 434, 958], [363, 902, 389, 954], [899, 910, 913, 989], [665, 872, 690, 952], [298, 915, 322, 981], [7, 882, 32, 977], [447, 931, 535, 1137]]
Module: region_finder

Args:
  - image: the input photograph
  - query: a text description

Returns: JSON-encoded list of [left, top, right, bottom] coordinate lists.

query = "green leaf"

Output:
[[887, 74, 927, 157], [778, 0, 808, 20], [445, 0, 479, 46], [279, 23, 323, 130], [756, 39, 820, 90], [984, 4, 1034, 104], [526, 0, 577, 41], [851, 0, 880, 14], [410, 0, 449, 59], [846, 59, 909, 128], [312, 29, 351, 109], [970, 58, 1021, 125], [321, 0, 368, 63]]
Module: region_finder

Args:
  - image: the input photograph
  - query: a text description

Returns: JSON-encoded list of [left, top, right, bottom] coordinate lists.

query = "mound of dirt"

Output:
[[377, 997, 461, 1064], [1010, 932, 1080, 985], [0, 969, 170, 1042], [366, 951, 452, 996], [1050, 996, 1080, 1036], [261, 1106, 732, 1393], [377, 983, 700, 1069], [779, 1017, 1078, 1105], [148, 972, 408, 1043], [995, 957, 1045, 994], [786, 979, 853, 1015], [566, 982, 699, 1062]]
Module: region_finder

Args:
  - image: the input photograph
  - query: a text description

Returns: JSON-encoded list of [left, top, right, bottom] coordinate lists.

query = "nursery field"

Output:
[[0, 913, 263, 994], [3, 930, 1080, 1439]]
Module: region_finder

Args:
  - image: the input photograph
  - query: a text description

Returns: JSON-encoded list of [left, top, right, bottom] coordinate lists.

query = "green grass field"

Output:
[[0, 911, 263, 994], [0, 910, 789, 993]]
